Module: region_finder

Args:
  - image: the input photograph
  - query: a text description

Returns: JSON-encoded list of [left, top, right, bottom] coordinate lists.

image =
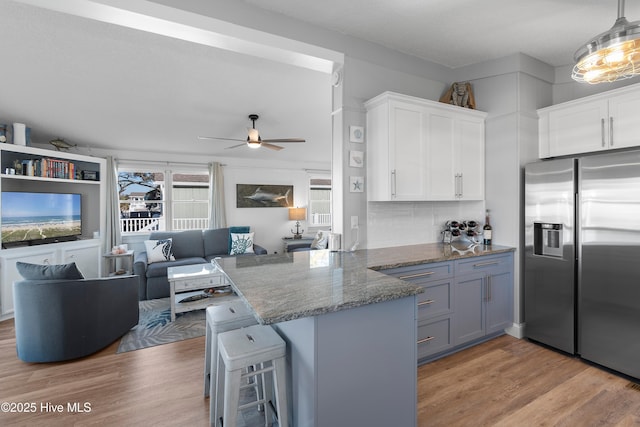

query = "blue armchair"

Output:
[[13, 275, 139, 362]]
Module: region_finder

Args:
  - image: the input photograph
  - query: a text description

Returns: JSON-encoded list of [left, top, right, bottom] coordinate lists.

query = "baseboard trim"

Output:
[[505, 322, 525, 339]]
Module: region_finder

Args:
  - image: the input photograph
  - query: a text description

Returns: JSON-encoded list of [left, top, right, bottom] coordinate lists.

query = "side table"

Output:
[[103, 250, 134, 277]]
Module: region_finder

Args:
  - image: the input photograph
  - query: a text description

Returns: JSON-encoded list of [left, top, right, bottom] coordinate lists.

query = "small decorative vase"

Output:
[[12, 123, 26, 145]]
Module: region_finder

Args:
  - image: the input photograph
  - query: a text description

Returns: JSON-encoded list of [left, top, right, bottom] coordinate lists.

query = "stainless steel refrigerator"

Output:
[[525, 150, 640, 380]]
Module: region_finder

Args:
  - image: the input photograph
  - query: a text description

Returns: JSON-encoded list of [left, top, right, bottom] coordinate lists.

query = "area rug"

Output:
[[117, 298, 205, 353]]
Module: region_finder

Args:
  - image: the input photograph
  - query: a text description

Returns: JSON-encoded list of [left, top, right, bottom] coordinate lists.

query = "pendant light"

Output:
[[246, 114, 262, 149], [572, 0, 640, 84]]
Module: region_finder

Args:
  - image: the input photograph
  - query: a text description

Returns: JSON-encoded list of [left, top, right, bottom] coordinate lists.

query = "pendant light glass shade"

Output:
[[572, 0, 640, 84]]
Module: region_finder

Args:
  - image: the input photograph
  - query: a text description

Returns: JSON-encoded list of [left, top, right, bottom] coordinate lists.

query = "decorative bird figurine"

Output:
[[49, 138, 76, 151]]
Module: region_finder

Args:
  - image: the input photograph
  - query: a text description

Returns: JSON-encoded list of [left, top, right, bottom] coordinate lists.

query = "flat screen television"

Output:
[[1, 191, 82, 246]]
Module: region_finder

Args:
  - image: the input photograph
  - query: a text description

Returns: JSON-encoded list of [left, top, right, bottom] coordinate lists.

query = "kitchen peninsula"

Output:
[[215, 243, 514, 427]]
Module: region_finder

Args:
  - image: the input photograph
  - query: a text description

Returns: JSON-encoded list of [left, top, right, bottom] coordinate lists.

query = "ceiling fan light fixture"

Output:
[[248, 128, 260, 141], [247, 139, 262, 149], [572, 0, 640, 84]]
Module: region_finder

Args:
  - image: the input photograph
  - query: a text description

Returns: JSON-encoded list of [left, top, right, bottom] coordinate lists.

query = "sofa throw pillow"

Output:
[[230, 232, 255, 255], [16, 262, 84, 280], [311, 230, 329, 249], [144, 238, 176, 264], [229, 226, 250, 252]]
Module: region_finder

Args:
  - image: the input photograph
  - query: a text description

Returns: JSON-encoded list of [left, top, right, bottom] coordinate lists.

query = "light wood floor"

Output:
[[1, 319, 639, 427]]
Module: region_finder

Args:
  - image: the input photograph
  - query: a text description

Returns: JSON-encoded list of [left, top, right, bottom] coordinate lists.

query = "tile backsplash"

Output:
[[367, 200, 485, 248]]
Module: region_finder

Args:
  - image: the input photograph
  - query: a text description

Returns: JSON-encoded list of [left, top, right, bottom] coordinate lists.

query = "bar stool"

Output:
[[204, 301, 258, 425], [215, 324, 288, 427]]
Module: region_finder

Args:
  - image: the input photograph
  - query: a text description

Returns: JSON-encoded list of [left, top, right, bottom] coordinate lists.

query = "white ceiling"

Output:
[[1, 0, 638, 166], [0, 1, 333, 165], [246, 0, 640, 69]]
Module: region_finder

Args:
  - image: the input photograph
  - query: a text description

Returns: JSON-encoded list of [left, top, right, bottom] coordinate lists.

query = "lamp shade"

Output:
[[288, 207, 307, 221]]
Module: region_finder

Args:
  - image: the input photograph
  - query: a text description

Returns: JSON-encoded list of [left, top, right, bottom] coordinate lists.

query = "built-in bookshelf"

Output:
[[0, 143, 107, 320], [1, 144, 100, 183]]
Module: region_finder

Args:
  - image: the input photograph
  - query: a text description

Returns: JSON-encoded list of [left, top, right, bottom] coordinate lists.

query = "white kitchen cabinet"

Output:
[[426, 108, 485, 200], [539, 83, 640, 158], [0, 239, 102, 320], [366, 91, 486, 201], [366, 94, 428, 201]]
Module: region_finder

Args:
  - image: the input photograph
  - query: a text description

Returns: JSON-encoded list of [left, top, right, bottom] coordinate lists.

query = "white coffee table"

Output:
[[167, 262, 237, 321]]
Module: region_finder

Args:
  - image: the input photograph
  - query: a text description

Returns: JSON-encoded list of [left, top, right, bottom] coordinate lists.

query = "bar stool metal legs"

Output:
[[215, 324, 288, 427]]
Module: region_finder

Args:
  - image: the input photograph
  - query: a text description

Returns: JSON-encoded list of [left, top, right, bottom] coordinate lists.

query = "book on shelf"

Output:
[[16, 158, 76, 179]]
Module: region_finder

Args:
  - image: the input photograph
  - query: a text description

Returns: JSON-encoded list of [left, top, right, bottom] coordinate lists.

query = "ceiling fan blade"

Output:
[[224, 143, 247, 150], [261, 138, 306, 143], [261, 142, 284, 151], [198, 136, 247, 142]]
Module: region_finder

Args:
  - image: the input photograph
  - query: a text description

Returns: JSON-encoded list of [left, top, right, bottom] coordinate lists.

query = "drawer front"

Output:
[[455, 253, 512, 276], [383, 261, 453, 284], [418, 279, 452, 320], [173, 274, 225, 291], [417, 317, 452, 359]]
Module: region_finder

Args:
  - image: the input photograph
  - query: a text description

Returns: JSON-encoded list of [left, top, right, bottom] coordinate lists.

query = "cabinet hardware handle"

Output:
[[610, 116, 614, 146], [487, 276, 492, 301], [459, 173, 463, 198], [391, 169, 397, 198], [417, 299, 435, 306], [473, 260, 499, 268], [417, 336, 435, 344], [43, 258, 50, 265], [398, 271, 435, 280], [454, 174, 458, 198], [601, 118, 606, 147]]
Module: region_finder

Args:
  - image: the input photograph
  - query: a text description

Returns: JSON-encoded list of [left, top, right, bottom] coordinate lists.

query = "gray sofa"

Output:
[[13, 274, 139, 362], [133, 228, 267, 300]]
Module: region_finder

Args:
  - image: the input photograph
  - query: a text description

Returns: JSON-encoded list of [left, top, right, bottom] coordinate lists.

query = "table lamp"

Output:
[[289, 207, 306, 239]]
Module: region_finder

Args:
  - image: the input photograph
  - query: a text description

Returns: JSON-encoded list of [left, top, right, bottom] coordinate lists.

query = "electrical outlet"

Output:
[[351, 216, 358, 229]]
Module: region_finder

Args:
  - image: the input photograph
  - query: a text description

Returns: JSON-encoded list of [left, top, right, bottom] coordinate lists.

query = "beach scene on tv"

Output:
[[1, 192, 81, 244]]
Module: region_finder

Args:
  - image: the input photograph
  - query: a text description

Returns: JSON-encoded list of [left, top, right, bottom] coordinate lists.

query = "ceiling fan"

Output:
[[198, 114, 305, 151]]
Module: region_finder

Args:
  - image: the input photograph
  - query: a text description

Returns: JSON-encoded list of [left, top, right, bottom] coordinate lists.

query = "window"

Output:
[[118, 166, 210, 234], [309, 178, 331, 227], [172, 172, 209, 230]]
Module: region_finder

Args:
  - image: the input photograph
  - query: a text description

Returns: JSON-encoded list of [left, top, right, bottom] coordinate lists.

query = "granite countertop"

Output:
[[364, 242, 515, 270], [216, 242, 515, 325]]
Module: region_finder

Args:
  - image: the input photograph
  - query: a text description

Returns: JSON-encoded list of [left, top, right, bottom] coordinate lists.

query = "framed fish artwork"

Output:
[[236, 184, 294, 208]]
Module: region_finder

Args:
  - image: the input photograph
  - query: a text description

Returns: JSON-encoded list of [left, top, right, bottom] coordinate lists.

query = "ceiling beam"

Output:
[[14, 0, 342, 73]]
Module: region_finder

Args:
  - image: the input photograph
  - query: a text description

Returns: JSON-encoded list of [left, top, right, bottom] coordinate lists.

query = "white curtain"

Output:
[[104, 156, 122, 253], [208, 162, 226, 229]]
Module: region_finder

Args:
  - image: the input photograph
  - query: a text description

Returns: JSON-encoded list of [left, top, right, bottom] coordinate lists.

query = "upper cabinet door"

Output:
[[608, 89, 640, 149], [389, 101, 428, 200], [425, 108, 485, 201], [539, 84, 640, 159], [425, 109, 456, 200], [456, 115, 485, 200], [545, 100, 609, 157]]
